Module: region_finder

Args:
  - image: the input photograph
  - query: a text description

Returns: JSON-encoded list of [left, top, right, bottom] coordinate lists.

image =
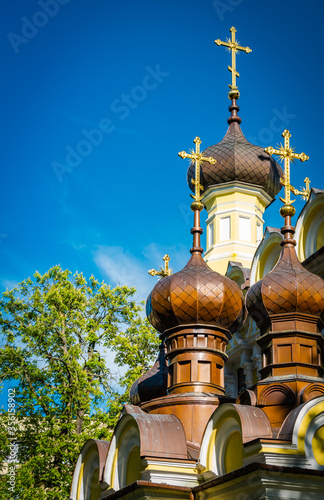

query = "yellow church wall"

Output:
[[143, 462, 199, 476], [199, 397, 324, 487], [312, 426, 324, 466], [126, 446, 142, 485], [70, 441, 103, 500], [224, 431, 243, 473], [254, 239, 280, 282], [316, 220, 324, 250], [203, 182, 272, 275], [104, 415, 144, 493], [110, 419, 135, 489], [295, 190, 324, 262], [194, 467, 324, 500], [296, 400, 324, 456], [225, 267, 245, 289], [200, 404, 244, 476], [249, 227, 282, 284]]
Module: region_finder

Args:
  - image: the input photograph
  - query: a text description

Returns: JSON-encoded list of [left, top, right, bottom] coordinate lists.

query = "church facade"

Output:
[[70, 27, 324, 500]]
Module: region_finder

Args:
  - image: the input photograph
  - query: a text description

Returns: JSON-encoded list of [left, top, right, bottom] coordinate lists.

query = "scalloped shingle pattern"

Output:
[[187, 122, 283, 199], [246, 245, 324, 325], [146, 252, 245, 334]]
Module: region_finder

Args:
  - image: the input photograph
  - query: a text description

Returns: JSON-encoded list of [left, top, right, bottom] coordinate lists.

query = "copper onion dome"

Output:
[[246, 129, 324, 329], [146, 173, 245, 336], [187, 101, 283, 199], [246, 229, 324, 327], [146, 251, 245, 335]]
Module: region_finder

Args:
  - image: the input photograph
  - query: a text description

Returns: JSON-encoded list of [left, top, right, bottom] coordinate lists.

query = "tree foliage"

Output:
[[0, 266, 159, 499]]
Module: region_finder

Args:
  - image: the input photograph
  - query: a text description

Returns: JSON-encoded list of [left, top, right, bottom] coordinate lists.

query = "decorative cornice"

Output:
[[202, 181, 273, 206]]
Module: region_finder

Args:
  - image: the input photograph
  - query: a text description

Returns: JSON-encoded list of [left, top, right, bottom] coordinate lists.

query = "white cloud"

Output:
[[93, 246, 153, 302], [93, 243, 189, 303], [142, 242, 188, 272]]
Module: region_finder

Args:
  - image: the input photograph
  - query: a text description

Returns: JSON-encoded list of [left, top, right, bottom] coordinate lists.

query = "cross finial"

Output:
[[148, 254, 172, 278], [215, 26, 252, 100], [265, 129, 310, 217], [178, 136, 216, 212]]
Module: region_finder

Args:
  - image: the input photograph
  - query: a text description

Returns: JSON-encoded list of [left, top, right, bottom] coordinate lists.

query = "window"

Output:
[[237, 368, 246, 394], [208, 222, 215, 247], [239, 216, 251, 241], [257, 223, 262, 244], [220, 216, 231, 241]]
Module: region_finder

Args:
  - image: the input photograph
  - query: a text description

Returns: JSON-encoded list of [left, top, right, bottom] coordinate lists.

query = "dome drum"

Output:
[[162, 325, 230, 396], [267, 312, 323, 335], [257, 329, 324, 381], [251, 311, 324, 338], [161, 324, 231, 355]]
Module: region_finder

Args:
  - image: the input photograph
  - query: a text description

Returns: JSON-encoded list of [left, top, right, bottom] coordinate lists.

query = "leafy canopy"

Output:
[[0, 266, 159, 499]]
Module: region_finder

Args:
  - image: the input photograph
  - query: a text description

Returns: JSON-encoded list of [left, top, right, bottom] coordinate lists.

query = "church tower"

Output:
[[187, 27, 283, 274]]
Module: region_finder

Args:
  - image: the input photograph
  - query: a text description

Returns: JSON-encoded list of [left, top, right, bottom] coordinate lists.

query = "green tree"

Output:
[[0, 266, 159, 499]]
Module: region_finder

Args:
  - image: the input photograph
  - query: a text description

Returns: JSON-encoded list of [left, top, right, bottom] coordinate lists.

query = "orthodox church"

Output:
[[70, 27, 324, 500]]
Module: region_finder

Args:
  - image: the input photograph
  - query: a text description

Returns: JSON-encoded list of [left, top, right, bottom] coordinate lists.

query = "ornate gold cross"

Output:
[[178, 137, 216, 210], [148, 254, 172, 278], [291, 177, 311, 200], [215, 26, 252, 99], [265, 129, 310, 210]]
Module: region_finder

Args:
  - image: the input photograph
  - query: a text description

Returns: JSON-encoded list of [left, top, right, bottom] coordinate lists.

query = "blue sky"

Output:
[[1, 0, 323, 301]]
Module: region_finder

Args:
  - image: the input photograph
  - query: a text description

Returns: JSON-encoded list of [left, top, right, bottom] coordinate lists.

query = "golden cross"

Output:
[[290, 177, 311, 202], [215, 26, 252, 99], [178, 137, 216, 209], [265, 130, 310, 208], [148, 254, 172, 278]]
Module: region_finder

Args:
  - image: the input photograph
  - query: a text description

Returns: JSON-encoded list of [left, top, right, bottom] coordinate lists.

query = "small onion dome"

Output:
[[246, 233, 324, 328], [146, 252, 245, 335], [129, 344, 168, 405], [187, 105, 283, 199]]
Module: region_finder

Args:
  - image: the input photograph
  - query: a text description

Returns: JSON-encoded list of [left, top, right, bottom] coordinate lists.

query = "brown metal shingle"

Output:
[[187, 122, 283, 198]]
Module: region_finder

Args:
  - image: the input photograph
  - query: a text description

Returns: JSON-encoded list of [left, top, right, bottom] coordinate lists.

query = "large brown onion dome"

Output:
[[187, 102, 283, 199], [246, 221, 324, 329], [146, 251, 245, 336]]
